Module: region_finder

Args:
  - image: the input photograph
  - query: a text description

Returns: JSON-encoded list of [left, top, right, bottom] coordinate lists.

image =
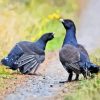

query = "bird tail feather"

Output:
[[65, 62, 80, 74], [88, 63, 100, 73], [17, 54, 40, 74]]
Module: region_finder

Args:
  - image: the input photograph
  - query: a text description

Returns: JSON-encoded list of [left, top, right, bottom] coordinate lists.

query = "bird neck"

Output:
[[63, 27, 78, 47], [35, 38, 47, 50]]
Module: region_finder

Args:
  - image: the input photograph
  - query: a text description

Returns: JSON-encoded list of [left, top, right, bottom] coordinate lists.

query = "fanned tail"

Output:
[[16, 54, 40, 74]]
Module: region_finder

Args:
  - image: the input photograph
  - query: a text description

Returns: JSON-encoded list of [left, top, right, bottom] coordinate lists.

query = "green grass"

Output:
[[0, 66, 13, 75], [65, 76, 100, 100], [90, 49, 100, 65]]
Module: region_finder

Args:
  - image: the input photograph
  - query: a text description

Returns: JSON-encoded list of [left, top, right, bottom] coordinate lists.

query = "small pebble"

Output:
[[50, 85, 53, 87], [43, 77, 45, 79]]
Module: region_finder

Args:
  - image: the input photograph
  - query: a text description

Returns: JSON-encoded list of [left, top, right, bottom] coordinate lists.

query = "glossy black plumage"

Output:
[[59, 19, 99, 82], [1, 33, 54, 74]]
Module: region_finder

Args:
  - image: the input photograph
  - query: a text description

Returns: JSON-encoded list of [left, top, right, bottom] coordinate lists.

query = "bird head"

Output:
[[41, 32, 54, 42], [59, 19, 75, 30]]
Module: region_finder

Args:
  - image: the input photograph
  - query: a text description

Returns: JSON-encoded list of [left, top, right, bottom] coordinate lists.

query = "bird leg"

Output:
[[68, 72, 73, 82], [81, 67, 88, 79], [59, 80, 68, 83], [59, 70, 73, 83], [74, 74, 79, 81]]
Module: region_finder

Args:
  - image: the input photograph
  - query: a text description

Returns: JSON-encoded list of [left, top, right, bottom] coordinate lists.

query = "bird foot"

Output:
[[28, 73, 42, 76], [73, 79, 80, 82], [59, 80, 71, 83], [74, 78, 79, 81]]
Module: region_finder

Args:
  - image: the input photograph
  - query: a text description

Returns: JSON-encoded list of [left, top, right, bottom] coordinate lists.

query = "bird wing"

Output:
[[13, 42, 45, 74], [16, 53, 45, 74], [78, 44, 99, 73], [1, 44, 24, 69], [60, 44, 80, 63], [78, 44, 90, 61], [78, 44, 88, 56], [18, 42, 45, 55], [59, 44, 81, 73]]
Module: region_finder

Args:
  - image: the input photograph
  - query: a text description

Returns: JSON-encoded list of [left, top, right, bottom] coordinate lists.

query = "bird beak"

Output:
[[0, 61, 2, 65], [52, 32, 55, 37], [59, 19, 64, 22], [52, 32, 54, 35]]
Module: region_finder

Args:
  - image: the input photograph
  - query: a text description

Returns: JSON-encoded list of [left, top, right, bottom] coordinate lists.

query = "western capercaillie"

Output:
[[1, 32, 54, 74], [59, 19, 99, 82]]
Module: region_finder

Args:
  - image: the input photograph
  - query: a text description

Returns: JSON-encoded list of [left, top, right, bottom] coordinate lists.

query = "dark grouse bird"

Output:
[[1, 33, 54, 74], [59, 19, 99, 82]]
